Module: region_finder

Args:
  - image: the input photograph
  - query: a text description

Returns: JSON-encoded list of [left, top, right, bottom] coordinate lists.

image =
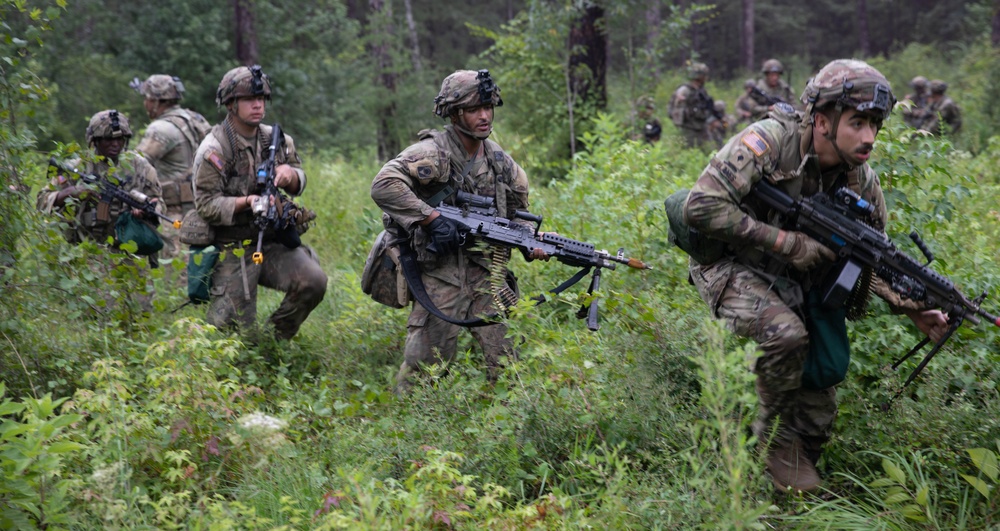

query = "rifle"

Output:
[[751, 179, 1000, 387], [749, 86, 785, 107], [429, 191, 650, 330], [250, 123, 301, 264], [697, 89, 725, 122], [48, 157, 181, 228]]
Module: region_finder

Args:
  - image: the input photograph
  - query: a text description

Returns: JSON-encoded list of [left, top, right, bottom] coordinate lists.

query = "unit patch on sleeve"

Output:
[[741, 131, 770, 157], [206, 150, 225, 172]]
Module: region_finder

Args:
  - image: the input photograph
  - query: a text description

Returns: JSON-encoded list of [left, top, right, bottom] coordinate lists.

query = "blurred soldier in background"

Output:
[[921, 79, 962, 136], [901, 76, 929, 128], [133, 74, 211, 260], [634, 95, 662, 144], [749, 59, 797, 120], [668, 62, 723, 149], [735, 78, 758, 127]]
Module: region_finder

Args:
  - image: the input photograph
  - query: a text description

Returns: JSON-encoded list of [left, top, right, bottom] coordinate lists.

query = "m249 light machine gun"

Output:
[[751, 179, 1000, 387], [428, 191, 650, 330]]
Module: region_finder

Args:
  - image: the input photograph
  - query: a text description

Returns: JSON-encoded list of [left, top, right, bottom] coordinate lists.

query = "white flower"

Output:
[[238, 411, 287, 432]]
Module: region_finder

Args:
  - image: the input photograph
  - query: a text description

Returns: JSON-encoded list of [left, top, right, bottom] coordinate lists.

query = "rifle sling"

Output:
[[397, 244, 594, 327]]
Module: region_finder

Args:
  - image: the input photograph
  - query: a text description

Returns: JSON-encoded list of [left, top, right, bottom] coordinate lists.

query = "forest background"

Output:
[[4, 0, 1000, 528]]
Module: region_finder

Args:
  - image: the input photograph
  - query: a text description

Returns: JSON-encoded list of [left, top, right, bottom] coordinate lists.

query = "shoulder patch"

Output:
[[416, 164, 433, 180], [206, 150, 225, 172], [741, 131, 770, 157]]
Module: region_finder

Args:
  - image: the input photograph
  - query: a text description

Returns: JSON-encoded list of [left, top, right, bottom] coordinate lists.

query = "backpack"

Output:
[[663, 188, 725, 265]]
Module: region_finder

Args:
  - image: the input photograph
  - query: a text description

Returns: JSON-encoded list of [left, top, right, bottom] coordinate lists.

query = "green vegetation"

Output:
[[4, 0, 1000, 528]]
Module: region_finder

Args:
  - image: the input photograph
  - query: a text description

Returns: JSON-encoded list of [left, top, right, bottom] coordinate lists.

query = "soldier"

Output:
[[901, 76, 929, 128], [371, 69, 548, 393], [668, 62, 723, 149], [682, 60, 948, 492], [710, 100, 734, 147], [634, 95, 662, 144], [734, 78, 758, 127], [921, 80, 962, 136], [192, 65, 327, 340], [133, 74, 212, 260], [38, 110, 162, 251], [750, 59, 798, 120]]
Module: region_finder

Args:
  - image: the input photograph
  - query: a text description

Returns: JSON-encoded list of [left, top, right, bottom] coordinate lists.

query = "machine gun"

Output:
[[751, 179, 1000, 387], [429, 191, 650, 330], [250, 123, 301, 264], [749, 86, 786, 107], [48, 157, 180, 228]]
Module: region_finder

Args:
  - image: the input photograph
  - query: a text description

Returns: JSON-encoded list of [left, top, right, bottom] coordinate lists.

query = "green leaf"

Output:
[[961, 474, 992, 499], [968, 448, 999, 482], [46, 441, 85, 454], [882, 459, 907, 486], [915, 486, 929, 506], [900, 504, 927, 522], [883, 492, 912, 505]]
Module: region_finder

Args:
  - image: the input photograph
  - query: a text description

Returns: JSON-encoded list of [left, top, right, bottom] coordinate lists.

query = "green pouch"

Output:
[[802, 290, 851, 390], [187, 246, 219, 304], [115, 211, 164, 255]]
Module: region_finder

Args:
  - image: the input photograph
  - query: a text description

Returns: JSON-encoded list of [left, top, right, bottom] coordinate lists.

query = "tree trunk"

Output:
[[568, 4, 607, 109], [645, 3, 661, 78], [857, 0, 871, 57], [993, 0, 1000, 47], [369, 0, 399, 161], [233, 0, 259, 65], [403, 0, 422, 72], [741, 0, 754, 72]]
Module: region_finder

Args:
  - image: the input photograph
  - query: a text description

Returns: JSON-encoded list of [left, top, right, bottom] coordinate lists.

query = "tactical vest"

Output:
[[416, 128, 516, 218]]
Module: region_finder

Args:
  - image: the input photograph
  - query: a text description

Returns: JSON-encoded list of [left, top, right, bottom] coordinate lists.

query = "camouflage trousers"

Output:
[[396, 259, 517, 391], [689, 258, 837, 455], [680, 127, 714, 150], [207, 240, 327, 340]]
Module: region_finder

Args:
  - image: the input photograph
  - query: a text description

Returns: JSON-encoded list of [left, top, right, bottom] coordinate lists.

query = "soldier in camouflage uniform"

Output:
[[668, 62, 723, 149], [371, 69, 547, 392], [193, 65, 327, 340], [749, 59, 798, 121], [921, 80, 962, 136], [133, 74, 212, 260], [901, 76, 929, 129], [38, 110, 162, 249], [734, 78, 758, 127], [634, 95, 662, 143], [682, 60, 949, 492]]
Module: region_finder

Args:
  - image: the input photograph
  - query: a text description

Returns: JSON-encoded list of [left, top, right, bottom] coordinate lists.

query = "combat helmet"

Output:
[[929, 79, 948, 95], [86, 109, 132, 146], [216, 65, 272, 106], [744, 78, 757, 89], [433, 69, 503, 119], [761, 59, 784, 74], [909, 76, 929, 91], [134, 74, 185, 101], [687, 62, 709, 80], [801, 59, 895, 122]]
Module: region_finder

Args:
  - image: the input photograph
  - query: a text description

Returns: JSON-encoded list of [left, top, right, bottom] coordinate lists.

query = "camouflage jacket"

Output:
[[193, 119, 306, 242], [37, 152, 161, 245], [749, 79, 797, 119], [922, 97, 962, 135], [669, 83, 718, 132], [370, 125, 530, 274], [137, 106, 211, 206], [684, 106, 920, 310]]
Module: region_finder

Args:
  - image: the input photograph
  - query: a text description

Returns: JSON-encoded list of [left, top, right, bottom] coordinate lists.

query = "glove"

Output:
[[776, 230, 836, 270], [425, 215, 461, 255]]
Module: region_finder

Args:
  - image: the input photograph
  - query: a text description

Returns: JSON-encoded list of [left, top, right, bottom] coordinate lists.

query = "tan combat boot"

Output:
[[766, 438, 821, 493]]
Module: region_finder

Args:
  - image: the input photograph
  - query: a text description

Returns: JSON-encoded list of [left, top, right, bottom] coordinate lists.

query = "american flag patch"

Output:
[[207, 151, 225, 172], [741, 131, 769, 157]]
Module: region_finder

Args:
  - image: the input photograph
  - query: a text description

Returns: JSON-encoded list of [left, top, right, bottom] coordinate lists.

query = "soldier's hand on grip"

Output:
[[776, 230, 836, 270], [426, 215, 462, 255]]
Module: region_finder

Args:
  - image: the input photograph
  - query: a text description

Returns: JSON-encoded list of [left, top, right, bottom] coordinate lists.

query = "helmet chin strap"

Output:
[[822, 106, 855, 169]]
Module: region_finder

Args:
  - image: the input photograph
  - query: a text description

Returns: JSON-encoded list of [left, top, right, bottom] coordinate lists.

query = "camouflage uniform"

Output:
[[669, 63, 720, 149], [683, 60, 920, 490], [38, 110, 162, 247], [750, 60, 797, 121], [901, 76, 929, 129], [921, 80, 962, 136], [193, 65, 327, 340], [134, 74, 212, 259], [734, 79, 757, 127], [634, 95, 662, 143], [370, 70, 529, 390]]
